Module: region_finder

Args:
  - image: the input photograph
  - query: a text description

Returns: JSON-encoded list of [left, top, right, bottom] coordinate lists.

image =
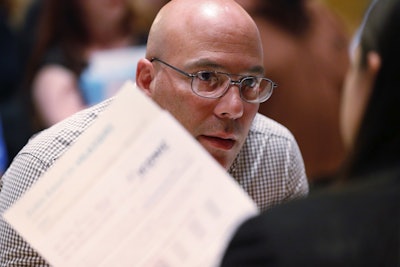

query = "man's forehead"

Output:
[[184, 58, 264, 75]]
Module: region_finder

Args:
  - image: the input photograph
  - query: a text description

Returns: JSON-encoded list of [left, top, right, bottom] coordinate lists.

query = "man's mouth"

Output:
[[198, 135, 236, 150]]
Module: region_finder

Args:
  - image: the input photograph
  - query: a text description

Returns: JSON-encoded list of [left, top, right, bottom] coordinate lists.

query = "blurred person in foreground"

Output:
[[0, 0, 308, 264], [236, 0, 350, 186], [220, 0, 400, 265]]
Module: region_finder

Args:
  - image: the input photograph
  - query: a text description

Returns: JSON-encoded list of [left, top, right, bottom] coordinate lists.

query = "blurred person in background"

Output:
[[220, 0, 400, 265], [236, 0, 350, 187], [23, 0, 161, 133]]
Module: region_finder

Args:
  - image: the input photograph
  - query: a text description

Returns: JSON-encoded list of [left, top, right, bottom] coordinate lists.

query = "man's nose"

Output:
[[214, 85, 244, 119]]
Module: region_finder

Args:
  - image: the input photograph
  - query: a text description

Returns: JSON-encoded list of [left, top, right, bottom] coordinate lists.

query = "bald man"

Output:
[[0, 0, 308, 265]]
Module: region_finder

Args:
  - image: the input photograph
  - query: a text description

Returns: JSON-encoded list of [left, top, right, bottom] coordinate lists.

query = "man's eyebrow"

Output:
[[185, 59, 222, 70], [248, 65, 265, 75], [185, 59, 265, 75]]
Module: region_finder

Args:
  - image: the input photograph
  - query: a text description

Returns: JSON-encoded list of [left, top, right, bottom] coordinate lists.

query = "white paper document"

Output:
[[3, 81, 258, 267]]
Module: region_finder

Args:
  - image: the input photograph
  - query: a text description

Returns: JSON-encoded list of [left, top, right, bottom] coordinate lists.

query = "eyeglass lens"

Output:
[[192, 72, 274, 102]]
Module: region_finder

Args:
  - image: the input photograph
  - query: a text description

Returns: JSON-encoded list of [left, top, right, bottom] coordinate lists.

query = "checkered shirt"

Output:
[[0, 98, 308, 265]]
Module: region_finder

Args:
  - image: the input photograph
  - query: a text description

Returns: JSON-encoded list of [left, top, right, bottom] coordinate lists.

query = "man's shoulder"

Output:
[[249, 113, 295, 141], [18, 98, 114, 165]]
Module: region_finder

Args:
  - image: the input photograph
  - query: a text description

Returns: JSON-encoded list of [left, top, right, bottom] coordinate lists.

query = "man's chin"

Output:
[[211, 155, 234, 171]]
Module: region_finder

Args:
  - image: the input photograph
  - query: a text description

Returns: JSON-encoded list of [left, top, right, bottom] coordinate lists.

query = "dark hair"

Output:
[[0, 0, 10, 15], [344, 0, 400, 178], [28, 0, 88, 78]]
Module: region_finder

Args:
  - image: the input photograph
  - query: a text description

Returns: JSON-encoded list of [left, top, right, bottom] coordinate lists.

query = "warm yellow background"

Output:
[[321, 0, 371, 35]]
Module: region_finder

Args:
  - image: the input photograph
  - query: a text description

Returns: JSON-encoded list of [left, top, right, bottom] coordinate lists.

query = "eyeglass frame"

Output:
[[150, 57, 277, 104]]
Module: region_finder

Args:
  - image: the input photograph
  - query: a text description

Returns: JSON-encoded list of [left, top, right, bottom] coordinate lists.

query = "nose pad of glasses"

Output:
[[223, 81, 244, 102], [228, 80, 251, 102], [227, 80, 242, 94]]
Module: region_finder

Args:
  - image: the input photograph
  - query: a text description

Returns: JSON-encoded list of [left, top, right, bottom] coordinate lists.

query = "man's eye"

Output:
[[197, 71, 217, 81], [242, 77, 258, 88]]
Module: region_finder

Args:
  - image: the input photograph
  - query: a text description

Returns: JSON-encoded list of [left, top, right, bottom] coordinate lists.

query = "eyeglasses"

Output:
[[150, 57, 277, 103]]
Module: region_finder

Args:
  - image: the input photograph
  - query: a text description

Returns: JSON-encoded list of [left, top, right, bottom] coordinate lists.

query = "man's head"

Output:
[[136, 0, 265, 169]]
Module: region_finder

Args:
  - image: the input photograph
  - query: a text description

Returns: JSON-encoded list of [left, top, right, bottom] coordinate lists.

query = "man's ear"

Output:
[[366, 51, 381, 86], [136, 58, 154, 97], [359, 51, 381, 105]]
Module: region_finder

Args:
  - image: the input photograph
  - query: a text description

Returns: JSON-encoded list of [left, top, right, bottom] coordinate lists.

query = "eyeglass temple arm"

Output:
[[150, 57, 195, 78]]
